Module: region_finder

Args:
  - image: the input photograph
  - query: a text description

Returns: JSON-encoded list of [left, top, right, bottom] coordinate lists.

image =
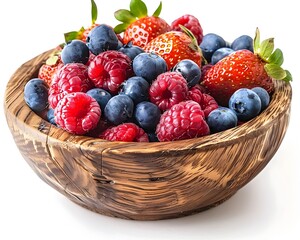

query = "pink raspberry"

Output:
[[48, 63, 93, 109], [88, 50, 133, 94], [171, 14, 204, 45], [188, 85, 204, 103], [54, 92, 101, 135], [156, 100, 210, 141], [100, 123, 149, 142], [201, 93, 219, 118], [149, 72, 189, 112]]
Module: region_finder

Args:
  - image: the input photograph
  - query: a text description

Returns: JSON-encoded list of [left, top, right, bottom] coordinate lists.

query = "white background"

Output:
[[0, 0, 299, 239]]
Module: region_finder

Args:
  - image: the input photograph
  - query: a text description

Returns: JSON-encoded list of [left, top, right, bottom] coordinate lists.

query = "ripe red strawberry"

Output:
[[100, 123, 149, 142], [156, 100, 210, 141], [54, 92, 101, 135], [201, 28, 292, 106], [114, 0, 171, 49], [171, 14, 204, 45], [144, 26, 202, 70], [38, 49, 63, 86]]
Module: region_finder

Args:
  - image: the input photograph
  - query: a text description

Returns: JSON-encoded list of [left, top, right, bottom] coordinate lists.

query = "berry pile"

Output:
[[24, 0, 292, 142]]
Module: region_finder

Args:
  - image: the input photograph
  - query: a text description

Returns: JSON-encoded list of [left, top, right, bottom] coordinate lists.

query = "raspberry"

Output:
[[88, 50, 133, 94], [171, 14, 204, 45], [100, 123, 149, 142], [200, 64, 213, 83], [48, 63, 93, 109], [54, 92, 101, 135], [156, 100, 210, 141], [149, 72, 189, 112], [201, 94, 219, 118], [188, 85, 204, 103]]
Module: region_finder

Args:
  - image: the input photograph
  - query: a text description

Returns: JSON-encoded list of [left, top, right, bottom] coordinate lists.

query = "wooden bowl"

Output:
[[4, 49, 292, 220]]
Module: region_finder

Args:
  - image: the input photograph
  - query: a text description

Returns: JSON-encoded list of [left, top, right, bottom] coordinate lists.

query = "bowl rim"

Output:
[[4, 48, 293, 154]]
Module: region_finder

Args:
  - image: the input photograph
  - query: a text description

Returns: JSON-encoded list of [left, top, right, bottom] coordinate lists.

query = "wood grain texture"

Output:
[[4, 49, 292, 220]]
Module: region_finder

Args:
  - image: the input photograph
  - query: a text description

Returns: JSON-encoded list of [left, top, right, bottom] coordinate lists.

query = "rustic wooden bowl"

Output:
[[4, 49, 292, 220]]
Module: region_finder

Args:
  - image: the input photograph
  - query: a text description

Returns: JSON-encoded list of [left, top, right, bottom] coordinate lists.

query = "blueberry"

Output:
[[200, 33, 226, 63], [47, 108, 57, 126], [229, 88, 262, 121], [251, 87, 270, 111], [172, 59, 201, 87], [86, 24, 119, 55], [207, 107, 238, 133], [231, 35, 253, 52], [86, 88, 111, 112], [61, 40, 90, 64], [134, 101, 161, 132], [118, 42, 144, 60], [133, 52, 167, 83], [148, 132, 159, 142], [211, 47, 234, 65], [120, 76, 149, 104], [104, 95, 134, 125], [24, 78, 49, 112]]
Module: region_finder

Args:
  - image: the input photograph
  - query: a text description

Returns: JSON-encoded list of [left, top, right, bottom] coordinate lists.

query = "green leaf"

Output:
[[268, 48, 284, 66], [152, 1, 162, 17], [114, 9, 136, 23], [130, 0, 148, 18], [91, 0, 98, 24], [64, 31, 80, 43], [282, 70, 293, 82], [264, 63, 287, 80], [114, 23, 130, 34], [253, 27, 261, 53], [259, 38, 274, 61]]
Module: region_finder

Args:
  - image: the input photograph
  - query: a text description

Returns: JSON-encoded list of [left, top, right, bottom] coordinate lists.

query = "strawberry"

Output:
[[143, 26, 202, 70], [201, 28, 292, 106], [38, 48, 63, 86], [64, 0, 99, 43], [114, 0, 171, 49]]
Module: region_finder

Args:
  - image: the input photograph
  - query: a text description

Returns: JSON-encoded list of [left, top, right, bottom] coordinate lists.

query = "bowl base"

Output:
[[68, 191, 237, 221]]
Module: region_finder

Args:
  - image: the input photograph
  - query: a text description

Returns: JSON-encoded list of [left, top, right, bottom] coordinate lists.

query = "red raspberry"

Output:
[[171, 14, 204, 45], [48, 63, 93, 109], [188, 85, 204, 103], [149, 72, 189, 112], [100, 123, 149, 142], [200, 64, 213, 83], [88, 50, 133, 94], [156, 100, 210, 141], [54, 92, 101, 135], [201, 93, 219, 118]]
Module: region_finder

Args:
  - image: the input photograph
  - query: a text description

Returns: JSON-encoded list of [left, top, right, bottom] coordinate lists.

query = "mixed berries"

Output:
[[24, 0, 292, 142]]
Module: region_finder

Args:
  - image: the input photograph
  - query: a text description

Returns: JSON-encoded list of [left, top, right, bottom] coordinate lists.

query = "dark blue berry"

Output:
[[172, 59, 201, 87], [104, 95, 134, 125], [134, 101, 161, 132], [231, 35, 254, 52], [86, 24, 119, 55], [229, 88, 262, 121], [148, 132, 159, 142], [47, 108, 57, 126], [207, 107, 238, 133], [118, 42, 144, 60], [251, 87, 270, 111], [200, 33, 226, 63], [61, 40, 90, 64], [133, 52, 167, 83], [120, 76, 149, 104], [86, 88, 111, 112], [24, 78, 49, 112], [211, 47, 234, 65]]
